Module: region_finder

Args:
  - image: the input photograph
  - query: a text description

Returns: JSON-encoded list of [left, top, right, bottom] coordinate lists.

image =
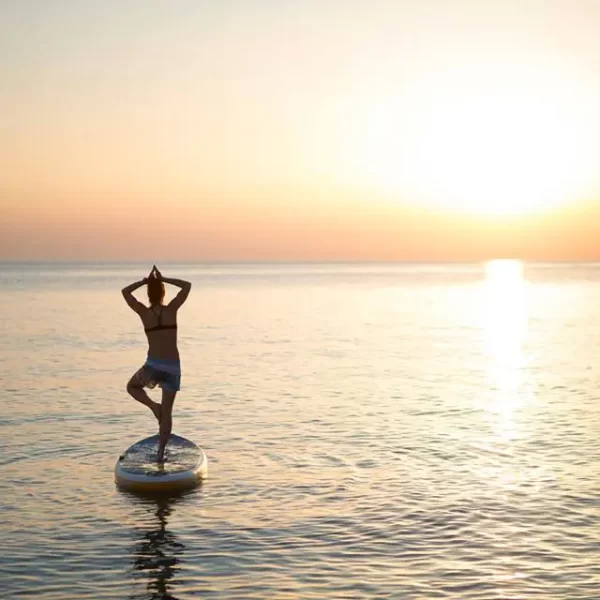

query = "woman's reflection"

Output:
[[129, 492, 191, 600]]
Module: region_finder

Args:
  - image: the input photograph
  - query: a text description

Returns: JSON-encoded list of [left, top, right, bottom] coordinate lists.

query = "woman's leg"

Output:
[[157, 388, 176, 462], [126, 371, 161, 422]]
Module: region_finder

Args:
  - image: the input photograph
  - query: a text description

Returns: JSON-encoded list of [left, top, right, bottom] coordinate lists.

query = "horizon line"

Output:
[[3, 258, 600, 265]]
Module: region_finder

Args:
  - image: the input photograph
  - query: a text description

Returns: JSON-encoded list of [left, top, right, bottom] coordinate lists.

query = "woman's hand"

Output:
[[148, 265, 161, 280]]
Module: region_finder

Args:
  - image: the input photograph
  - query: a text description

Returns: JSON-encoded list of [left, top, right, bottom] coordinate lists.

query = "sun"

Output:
[[411, 89, 581, 216], [351, 63, 597, 217]]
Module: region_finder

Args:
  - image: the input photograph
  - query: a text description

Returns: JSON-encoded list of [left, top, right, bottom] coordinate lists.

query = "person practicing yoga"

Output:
[[121, 265, 191, 462]]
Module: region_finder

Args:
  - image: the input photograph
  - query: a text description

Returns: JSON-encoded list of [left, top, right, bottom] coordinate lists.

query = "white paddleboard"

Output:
[[115, 433, 207, 492]]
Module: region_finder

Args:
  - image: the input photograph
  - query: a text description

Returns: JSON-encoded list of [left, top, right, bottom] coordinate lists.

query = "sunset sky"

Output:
[[3, 0, 600, 261]]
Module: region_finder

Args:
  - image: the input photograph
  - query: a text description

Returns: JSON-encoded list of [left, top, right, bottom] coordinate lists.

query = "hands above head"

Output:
[[148, 265, 163, 280]]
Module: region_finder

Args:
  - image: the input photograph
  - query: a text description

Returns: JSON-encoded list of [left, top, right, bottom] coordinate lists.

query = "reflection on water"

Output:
[[128, 492, 190, 600], [478, 259, 543, 503], [483, 260, 530, 435], [4, 262, 600, 599], [484, 259, 528, 369]]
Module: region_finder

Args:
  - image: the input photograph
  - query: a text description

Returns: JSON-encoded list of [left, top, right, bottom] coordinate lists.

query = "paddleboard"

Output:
[[115, 433, 207, 492]]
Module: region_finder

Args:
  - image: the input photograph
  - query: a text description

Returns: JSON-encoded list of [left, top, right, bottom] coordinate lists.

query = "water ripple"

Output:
[[3, 263, 600, 598]]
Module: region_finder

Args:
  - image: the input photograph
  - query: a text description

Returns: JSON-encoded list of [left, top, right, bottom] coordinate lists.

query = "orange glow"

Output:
[[346, 63, 599, 217], [2, 2, 600, 260]]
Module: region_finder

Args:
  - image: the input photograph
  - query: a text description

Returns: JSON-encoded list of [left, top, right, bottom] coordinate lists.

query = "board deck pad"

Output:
[[119, 434, 201, 477]]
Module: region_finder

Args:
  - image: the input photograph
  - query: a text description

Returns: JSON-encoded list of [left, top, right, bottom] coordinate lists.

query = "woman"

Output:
[[122, 265, 191, 462]]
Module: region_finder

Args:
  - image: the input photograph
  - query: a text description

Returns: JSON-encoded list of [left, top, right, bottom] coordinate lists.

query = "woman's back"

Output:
[[142, 304, 179, 361]]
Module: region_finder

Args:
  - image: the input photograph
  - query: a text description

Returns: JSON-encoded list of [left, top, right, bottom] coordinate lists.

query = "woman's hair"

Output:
[[147, 275, 165, 306]]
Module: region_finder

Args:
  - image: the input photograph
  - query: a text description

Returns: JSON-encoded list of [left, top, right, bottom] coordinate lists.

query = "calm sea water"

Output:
[[1, 261, 599, 599]]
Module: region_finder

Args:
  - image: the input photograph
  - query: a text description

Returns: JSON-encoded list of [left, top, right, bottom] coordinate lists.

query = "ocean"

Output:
[[1, 261, 599, 599]]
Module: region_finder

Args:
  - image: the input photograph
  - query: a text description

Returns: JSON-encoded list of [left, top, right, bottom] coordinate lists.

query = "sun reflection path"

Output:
[[482, 259, 530, 439]]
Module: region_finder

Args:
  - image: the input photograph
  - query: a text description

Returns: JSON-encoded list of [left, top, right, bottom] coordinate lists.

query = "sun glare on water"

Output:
[[482, 259, 530, 439], [352, 63, 598, 217]]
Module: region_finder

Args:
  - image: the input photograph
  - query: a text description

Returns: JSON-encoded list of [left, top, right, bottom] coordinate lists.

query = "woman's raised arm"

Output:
[[121, 278, 147, 314]]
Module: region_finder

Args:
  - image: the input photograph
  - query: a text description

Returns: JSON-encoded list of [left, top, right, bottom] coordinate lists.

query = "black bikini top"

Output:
[[145, 306, 177, 333]]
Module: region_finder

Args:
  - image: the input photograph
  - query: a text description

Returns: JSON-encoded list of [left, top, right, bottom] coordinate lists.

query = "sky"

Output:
[[3, 0, 600, 261]]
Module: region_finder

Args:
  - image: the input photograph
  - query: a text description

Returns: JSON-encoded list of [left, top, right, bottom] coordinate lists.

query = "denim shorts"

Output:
[[134, 356, 181, 392]]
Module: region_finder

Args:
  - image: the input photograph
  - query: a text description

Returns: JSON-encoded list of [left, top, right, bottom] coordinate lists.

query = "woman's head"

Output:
[[147, 274, 165, 306]]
